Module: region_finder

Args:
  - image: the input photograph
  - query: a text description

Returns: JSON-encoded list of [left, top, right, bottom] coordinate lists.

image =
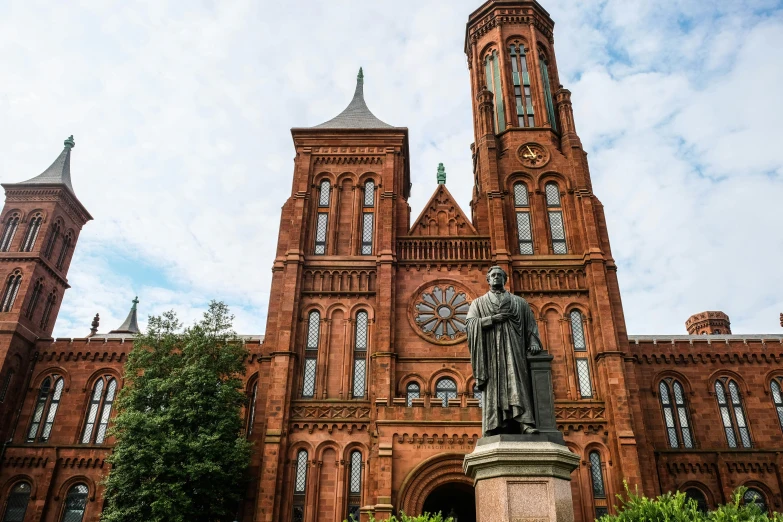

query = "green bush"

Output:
[[598, 484, 782, 522], [345, 512, 453, 522]]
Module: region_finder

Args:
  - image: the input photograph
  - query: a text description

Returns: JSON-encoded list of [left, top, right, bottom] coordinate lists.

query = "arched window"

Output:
[[684, 488, 709, 513], [1, 270, 22, 312], [292, 450, 308, 522], [545, 182, 567, 254], [589, 451, 608, 517], [26, 374, 64, 442], [60, 483, 88, 522], [406, 382, 420, 407], [435, 378, 457, 407], [539, 53, 558, 131], [2, 481, 31, 522], [743, 488, 767, 513], [513, 182, 533, 255], [43, 220, 61, 259], [318, 179, 331, 207], [302, 311, 320, 398], [473, 383, 483, 408], [55, 232, 72, 270], [0, 213, 20, 252], [314, 180, 331, 255], [20, 213, 43, 252], [770, 376, 783, 433], [81, 376, 118, 444], [658, 378, 694, 448], [347, 450, 363, 520], [484, 50, 506, 133], [40, 291, 56, 330], [0, 369, 14, 403], [715, 378, 751, 448], [352, 311, 368, 398], [508, 43, 535, 127], [25, 279, 43, 319], [246, 381, 258, 437]]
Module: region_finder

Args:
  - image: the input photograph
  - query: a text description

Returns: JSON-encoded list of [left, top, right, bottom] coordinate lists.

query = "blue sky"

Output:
[[0, 0, 781, 336]]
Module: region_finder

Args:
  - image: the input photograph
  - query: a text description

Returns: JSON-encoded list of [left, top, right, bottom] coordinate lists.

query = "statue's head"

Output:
[[486, 266, 508, 288]]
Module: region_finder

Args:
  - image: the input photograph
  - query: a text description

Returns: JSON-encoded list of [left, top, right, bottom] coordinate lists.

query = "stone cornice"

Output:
[[3, 185, 92, 225]]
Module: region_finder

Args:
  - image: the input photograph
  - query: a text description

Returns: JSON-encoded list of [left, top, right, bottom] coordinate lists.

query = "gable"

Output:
[[409, 184, 478, 236]]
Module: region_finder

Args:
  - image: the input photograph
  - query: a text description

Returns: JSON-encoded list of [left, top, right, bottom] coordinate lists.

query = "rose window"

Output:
[[414, 285, 470, 341]]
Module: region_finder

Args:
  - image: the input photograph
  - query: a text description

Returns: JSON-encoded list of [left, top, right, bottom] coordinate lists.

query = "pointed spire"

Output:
[[312, 68, 396, 129], [437, 163, 447, 184], [7, 136, 76, 194], [109, 296, 140, 335]]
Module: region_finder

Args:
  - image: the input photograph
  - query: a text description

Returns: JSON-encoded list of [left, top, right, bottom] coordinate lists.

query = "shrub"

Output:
[[346, 512, 453, 522]]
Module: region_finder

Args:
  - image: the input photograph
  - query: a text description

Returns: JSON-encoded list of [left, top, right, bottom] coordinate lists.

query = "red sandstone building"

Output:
[[1, 1, 782, 521]]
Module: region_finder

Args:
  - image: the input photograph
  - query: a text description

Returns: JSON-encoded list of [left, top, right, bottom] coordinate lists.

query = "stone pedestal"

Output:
[[463, 437, 580, 522]]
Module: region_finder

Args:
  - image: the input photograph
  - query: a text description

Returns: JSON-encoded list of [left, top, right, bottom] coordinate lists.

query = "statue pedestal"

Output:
[[463, 436, 580, 522]]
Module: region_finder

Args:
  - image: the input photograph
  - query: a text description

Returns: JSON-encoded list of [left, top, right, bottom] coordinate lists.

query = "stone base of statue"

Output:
[[463, 435, 580, 522]]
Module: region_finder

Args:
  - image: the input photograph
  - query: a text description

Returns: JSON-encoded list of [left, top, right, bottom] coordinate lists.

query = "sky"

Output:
[[0, 0, 781, 337]]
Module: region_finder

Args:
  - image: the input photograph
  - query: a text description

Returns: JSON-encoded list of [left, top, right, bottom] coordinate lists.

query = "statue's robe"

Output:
[[466, 290, 542, 434]]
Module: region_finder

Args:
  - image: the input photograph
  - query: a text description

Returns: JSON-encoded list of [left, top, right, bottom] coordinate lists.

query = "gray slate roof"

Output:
[[8, 136, 76, 194], [109, 297, 140, 335], [313, 69, 396, 130]]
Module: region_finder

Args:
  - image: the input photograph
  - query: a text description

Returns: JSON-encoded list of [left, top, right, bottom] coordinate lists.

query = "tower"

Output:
[[686, 311, 732, 335], [0, 136, 92, 443]]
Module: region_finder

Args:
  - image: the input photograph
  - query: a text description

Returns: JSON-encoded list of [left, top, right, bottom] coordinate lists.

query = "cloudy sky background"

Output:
[[0, 0, 781, 337]]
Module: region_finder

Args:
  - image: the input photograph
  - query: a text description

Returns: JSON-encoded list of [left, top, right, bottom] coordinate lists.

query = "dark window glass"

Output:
[[247, 382, 258, 437], [771, 377, 783, 433], [743, 488, 767, 513], [20, 214, 42, 252], [539, 55, 558, 132], [1, 271, 22, 312], [0, 214, 20, 252], [684, 488, 709, 513], [61, 484, 88, 522], [715, 378, 751, 448], [43, 222, 60, 259], [589, 451, 606, 498], [508, 44, 535, 127], [25, 280, 43, 319], [484, 50, 506, 133], [27, 375, 64, 442], [2, 482, 31, 522], [0, 370, 14, 403]]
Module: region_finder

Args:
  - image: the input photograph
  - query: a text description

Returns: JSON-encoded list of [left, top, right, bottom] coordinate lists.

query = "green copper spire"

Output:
[[63, 135, 75, 149], [132, 296, 139, 310], [437, 163, 446, 184], [357, 67, 364, 82]]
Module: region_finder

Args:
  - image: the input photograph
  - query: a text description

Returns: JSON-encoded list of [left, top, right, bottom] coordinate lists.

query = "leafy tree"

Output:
[[347, 513, 453, 522], [101, 301, 252, 522]]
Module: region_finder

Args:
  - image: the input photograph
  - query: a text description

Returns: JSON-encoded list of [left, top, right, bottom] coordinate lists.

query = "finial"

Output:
[[132, 296, 139, 310], [63, 135, 75, 149], [437, 163, 446, 185], [89, 313, 100, 337], [357, 67, 364, 82]]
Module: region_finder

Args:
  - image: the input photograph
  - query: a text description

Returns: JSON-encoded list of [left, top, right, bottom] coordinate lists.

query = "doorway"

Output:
[[421, 482, 476, 522]]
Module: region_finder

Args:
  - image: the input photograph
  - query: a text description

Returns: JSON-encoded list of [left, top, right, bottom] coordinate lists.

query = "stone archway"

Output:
[[423, 482, 476, 522], [397, 453, 474, 517]]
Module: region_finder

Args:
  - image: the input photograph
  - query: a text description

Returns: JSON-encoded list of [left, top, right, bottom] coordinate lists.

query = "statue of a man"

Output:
[[467, 266, 542, 436]]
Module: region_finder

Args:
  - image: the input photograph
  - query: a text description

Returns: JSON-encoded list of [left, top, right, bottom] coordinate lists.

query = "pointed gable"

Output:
[[410, 184, 478, 236]]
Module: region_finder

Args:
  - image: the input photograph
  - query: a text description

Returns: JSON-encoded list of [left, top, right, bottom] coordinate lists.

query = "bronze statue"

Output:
[[467, 266, 542, 436]]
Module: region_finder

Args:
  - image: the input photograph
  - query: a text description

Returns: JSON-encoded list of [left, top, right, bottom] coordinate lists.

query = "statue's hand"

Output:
[[491, 313, 511, 324], [528, 343, 542, 355]]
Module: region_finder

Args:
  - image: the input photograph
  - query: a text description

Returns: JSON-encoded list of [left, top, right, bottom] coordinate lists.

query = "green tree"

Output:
[[346, 513, 453, 522], [101, 301, 251, 522]]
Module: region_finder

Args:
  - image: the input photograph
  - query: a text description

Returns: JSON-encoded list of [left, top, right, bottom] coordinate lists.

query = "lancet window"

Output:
[[570, 310, 593, 399], [1, 270, 22, 312], [0, 369, 13, 403], [352, 311, 368, 398], [509, 43, 535, 127], [314, 179, 330, 255], [658, 378, 694, 448], [715, 377, 751, 448], [292, 449, 308, 522], [589, 451, 608, 517], [81, 375, 118, 444], [347, 450, 363, 520], [302, 311, 320, 398], [539, 53, 558, 131], [513, 182, 533, 255], [246, 381, 258, 437], [770, 376, 783, 433], [25, 279, 43, 319], [0, 212, 20, 252], [26, 374, 64, 443], [484, 50, 506, 133], [2, 481, 31, 522], [60, 484, 88, 522], [55, 232, 72, 270], [40, 291, 57, 330], [545, 182, 567, 254], [20, 212, 43, 252], [43, 220, 61, 259]]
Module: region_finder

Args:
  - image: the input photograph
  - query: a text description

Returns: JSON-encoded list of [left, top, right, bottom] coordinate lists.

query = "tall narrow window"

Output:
[[302, 311, 320, 398], [361, 213, 374, 255], [363, 180, 375, 207], [347, 450, 363, 521], [60, 483, 88, 522], [1, 270, 22, 312], [2, 481, 31, 522], [743, 488, 767, 513], [318, 179, 331, 207], [715, 378, 751, 448], [292, 450, 308, 522], [570, 310, 586, 352], [473, 384, 483, 408], [576, 359, 593, 398], [26, 374, 64, 443], [0, 213, 20, 252], [247, 381, 258, 437], [25, 279, 43, 319], [43, 221, 61, 259], [81, 376, 118, 444], [770, 376, 783, 433], [539, 54, 558, 132], [509, 44, 535, 127], [545, 182, 567, 254], [0, 370, 14, 402], [20, 213, 43, 252], [589, 451, 608, 517], [513, 182, 533, 255], [435, 378, 457, 407], [55, 232, 72, 270], [314, 213, 328, 255], [406, 382, 420, 407], [658, 378, 694, 448], [484, 50, 506, 133], [40, 291, 56, 330], [352, 311, 368, 398]]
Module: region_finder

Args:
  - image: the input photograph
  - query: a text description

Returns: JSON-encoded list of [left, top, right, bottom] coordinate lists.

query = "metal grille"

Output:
[[40, 378, 63, 442], [720, 405, 737, 448], [294, 450, 308, 493], [679, 409, 694, 448], [435, 378, 457, 407], [21, 216, 42, 252], [61, 484, 88, 522], [406, 383, 420, 407], [81, 379, 104, 443], [302, 359, 317, 398], [349, 450, 362, 494], [673, 381, 685, 404], [570, 311, 586, 351], [318, 180, 330, 207], [3, 482, 31, 522], [306, 311, 320, 350], [715, 381, 727, 404], [659, 382, 670, 404], [589, 452, 605, 498], [664, 408, 678, 448], [361, 213, 373, 255], [27, 377, 50, 442], [576, 359, 592, 398], [292, 506, 304, 522], [549, 211, 567, 254], [545, 182, 561, 207], [352, 358, 366, 398], [314, 213, 328, 255], [364, 180, 375, 206], [355, 312, 368, 350], [513, 183, 529, 206], [0, 217, 18, 252], [743, 489, 767, 513], [728, 381, 741, 404], [772, 380, 783, 431], [95, 379, 117, 444], [473, 385, 483, 408], [516, 212, 533, 255]]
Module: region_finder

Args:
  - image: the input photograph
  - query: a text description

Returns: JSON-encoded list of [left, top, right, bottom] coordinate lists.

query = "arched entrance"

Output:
[[422, 482, 476, 522]]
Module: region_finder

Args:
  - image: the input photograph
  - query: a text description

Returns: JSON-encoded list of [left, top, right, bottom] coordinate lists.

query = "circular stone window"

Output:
[[409, 282, 473, 345]]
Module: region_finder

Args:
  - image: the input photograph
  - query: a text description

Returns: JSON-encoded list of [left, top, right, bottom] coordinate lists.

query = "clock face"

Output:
[[517, 143, 550, 168]]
